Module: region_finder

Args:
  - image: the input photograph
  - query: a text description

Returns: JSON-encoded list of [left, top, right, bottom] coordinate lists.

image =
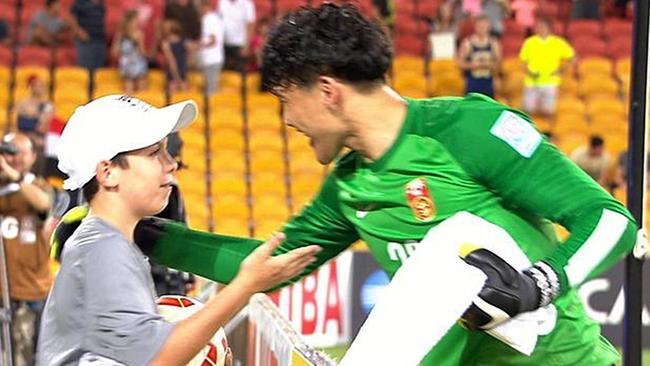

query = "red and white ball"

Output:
[[157, 295, 229, 366]]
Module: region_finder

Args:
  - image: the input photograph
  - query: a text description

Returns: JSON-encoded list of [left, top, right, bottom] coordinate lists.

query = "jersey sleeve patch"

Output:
[[489, 111, 542, 158]]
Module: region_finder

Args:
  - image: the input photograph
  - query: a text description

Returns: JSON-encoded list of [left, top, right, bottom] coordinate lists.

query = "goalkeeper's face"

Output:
[[278, 80, 350, 165]]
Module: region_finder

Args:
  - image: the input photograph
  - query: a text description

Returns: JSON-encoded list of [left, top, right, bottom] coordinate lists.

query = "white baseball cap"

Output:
[[57, 94, 197, 190]]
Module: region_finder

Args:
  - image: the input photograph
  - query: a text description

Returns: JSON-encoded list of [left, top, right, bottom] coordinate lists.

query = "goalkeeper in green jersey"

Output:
[[53, 3, 637, 365]]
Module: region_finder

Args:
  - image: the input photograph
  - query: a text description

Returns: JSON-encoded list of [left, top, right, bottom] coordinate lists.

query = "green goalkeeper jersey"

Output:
[[152, 94, 636, 365]]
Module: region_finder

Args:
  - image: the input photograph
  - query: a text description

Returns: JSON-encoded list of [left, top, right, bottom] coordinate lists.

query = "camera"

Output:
[[0, 142, 18, 155]]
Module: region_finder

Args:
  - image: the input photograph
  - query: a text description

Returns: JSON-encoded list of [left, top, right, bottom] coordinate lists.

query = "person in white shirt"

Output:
[[217, 0, 255, 71], [198, 0, 225, 94]]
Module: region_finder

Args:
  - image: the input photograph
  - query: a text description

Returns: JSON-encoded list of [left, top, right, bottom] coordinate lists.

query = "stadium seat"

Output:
[[501, 72, 525, 98], [501, 36, 524, 58], [394, 34, 425, 56], [147, 69, 167, 91], [566, 20, 601, 38], [171, 90, 204, 107], [55, 101, 83, 120], [214, 217, 249, 237], [94, 67, 121, 85], [0, 45, 11, 66], [132, 90, 166, 107], [577, 57, 612, 79], [221, 71, 243, 93], [13, 66, 50, 100], [429, 59, 459, 76], [17, 46, 52, 67], [210, 109, 243, 131], [55, 46, 77, 67], [394, 56, 425, 74], [212, 173, 248, 197], [431, 72, 464, 96], [210, 92, 242, 110], [606, 36, 632, 59], [578, 77, 619, 99], [572, 37, 607, 58], [558, 76, 578, 97], [249, 133, 284, 152], [615, 58, 631, 82], [212, 130, 244, 151], [250, 154, 285, 174], [602, 18, 633, 39], [587, 99, 626, 119], [555, 97, 586, 117]]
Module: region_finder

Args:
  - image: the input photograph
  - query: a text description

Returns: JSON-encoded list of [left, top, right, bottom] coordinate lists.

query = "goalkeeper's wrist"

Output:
[[524, 261, 560, 308]]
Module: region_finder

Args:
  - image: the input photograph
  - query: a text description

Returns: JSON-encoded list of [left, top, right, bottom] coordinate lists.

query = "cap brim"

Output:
[[157, 100, 198, 134]]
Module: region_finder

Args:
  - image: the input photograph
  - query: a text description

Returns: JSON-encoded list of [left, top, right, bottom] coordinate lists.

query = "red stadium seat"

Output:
[[566, 19, 601, 38], [17, 46, 52, 67], [606, 37, 632, 59], [417, 0, 442, 18], [394, 35, 426, 56], [572, 37, 606, 58], [602, 18, 633, 39], [501, 36, 523, 58], [0, 46, 11, 66], [55, 46, 77, 66], [0, 3, 16, 23], [503, 19, 527, 39]]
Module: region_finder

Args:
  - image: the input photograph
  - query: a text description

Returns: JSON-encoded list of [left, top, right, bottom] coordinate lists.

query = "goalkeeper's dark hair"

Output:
[[261, 3, 393, 93], [82, 153, 129, 203]]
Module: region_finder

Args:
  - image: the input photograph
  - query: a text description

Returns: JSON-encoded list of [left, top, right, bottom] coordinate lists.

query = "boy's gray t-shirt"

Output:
[[37, 216, 174, 366]]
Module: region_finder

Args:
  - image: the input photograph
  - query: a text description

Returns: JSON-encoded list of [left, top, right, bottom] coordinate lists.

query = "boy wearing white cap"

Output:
[[36, 95, 320, 366]]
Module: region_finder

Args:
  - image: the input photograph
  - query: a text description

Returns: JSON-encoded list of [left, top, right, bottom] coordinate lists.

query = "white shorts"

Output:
[[522, 86, 558, 115], [79, 353, 126, 366]]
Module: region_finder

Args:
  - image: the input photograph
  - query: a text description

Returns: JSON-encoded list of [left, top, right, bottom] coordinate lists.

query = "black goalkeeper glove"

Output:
[[458, 245, 560, 331]]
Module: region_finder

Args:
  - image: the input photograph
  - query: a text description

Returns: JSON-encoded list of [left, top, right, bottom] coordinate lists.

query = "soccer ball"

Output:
[[156, 295, 229, 366]]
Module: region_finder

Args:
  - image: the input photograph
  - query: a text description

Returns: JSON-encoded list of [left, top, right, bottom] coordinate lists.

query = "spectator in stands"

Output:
[[571, 135, 611, 186], [197, 0, 224, 95], [0, 18, 8, 45], [112, 10, 149, 94], [68, 0, 107, 71], [25, 0, 68, 47], [12, 75, 54, 175], [429, 2, 460, 59], [0, 132, 54, 366], [510, 0, 537, 34], [481, 0, 510, 38], [457, 15, 501, 97], [372, 0, 395, 28], [126, 0, 157, 53], [164, 0, 201, 43], [248, 17, 269, 73], [571, 0, 601, 19], [218, 0, 256, 72], [519, 17, 575, 116], [161, 20, 188, 93]]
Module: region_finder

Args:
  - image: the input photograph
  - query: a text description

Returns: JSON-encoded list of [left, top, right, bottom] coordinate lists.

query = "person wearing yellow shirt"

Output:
[[519, 17, 575, 116]]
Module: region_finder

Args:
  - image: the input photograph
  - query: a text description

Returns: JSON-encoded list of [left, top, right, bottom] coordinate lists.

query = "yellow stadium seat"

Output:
[[209, 92, 242, 109], [54, 66, 89, 90], [94, 67, 121, 85], [248, 111, 281, 130], [250, 155, 285, 174], [501, 57, 522, 76], [394, 56, 424, 73], [0, 66, 9, 87], [577, 57, 612, 78], [176, 169, 206, 193], [147, 69, 166, 90], [254, 218, 285, 239], [132, 90, 166, 107], [14, 66, 50, 100], [56, 102, 82, 120], [246, 72, 262, 92], [586, 99, 626, 119], [252, 195, 290, 220], [215, 217, 250, 236], [431, 72, 464, 96], [214, 196, 249, 220], [249, 132, 284, 151], [212, 149, 246, 173], [578, 77, 619, 98], [0, 107, 8, 130], [558, 77, 578, 97], [248, 93, 280, 110], [591, 117, 628, 135], [187, 71, 204, 92], [553, 115, 589, 135], [291, 176, 321, 196], [556, 132, 588, 155], [210, 110, 243, 131], [429, 59, 459, 75], [615, 58, 631, 83], [501, 72, 525, 98], [92, 83, 123, 98], [212, 130, 244, 151], [555, 97, 586, 116], [213, 175, 248, 197], [221, 71, 242, 93], [532, 116, 552, 132], [171, 90, 204, 107], [53, 88, 88, 105]]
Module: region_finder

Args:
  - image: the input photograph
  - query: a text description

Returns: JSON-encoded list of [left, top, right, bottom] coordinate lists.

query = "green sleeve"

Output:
[[149, 173, 358, 286], [442, 98, 637, 295]]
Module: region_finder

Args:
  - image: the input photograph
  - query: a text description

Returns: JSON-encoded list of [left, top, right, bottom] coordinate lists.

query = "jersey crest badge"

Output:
[[405, 178, 436, 222]]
